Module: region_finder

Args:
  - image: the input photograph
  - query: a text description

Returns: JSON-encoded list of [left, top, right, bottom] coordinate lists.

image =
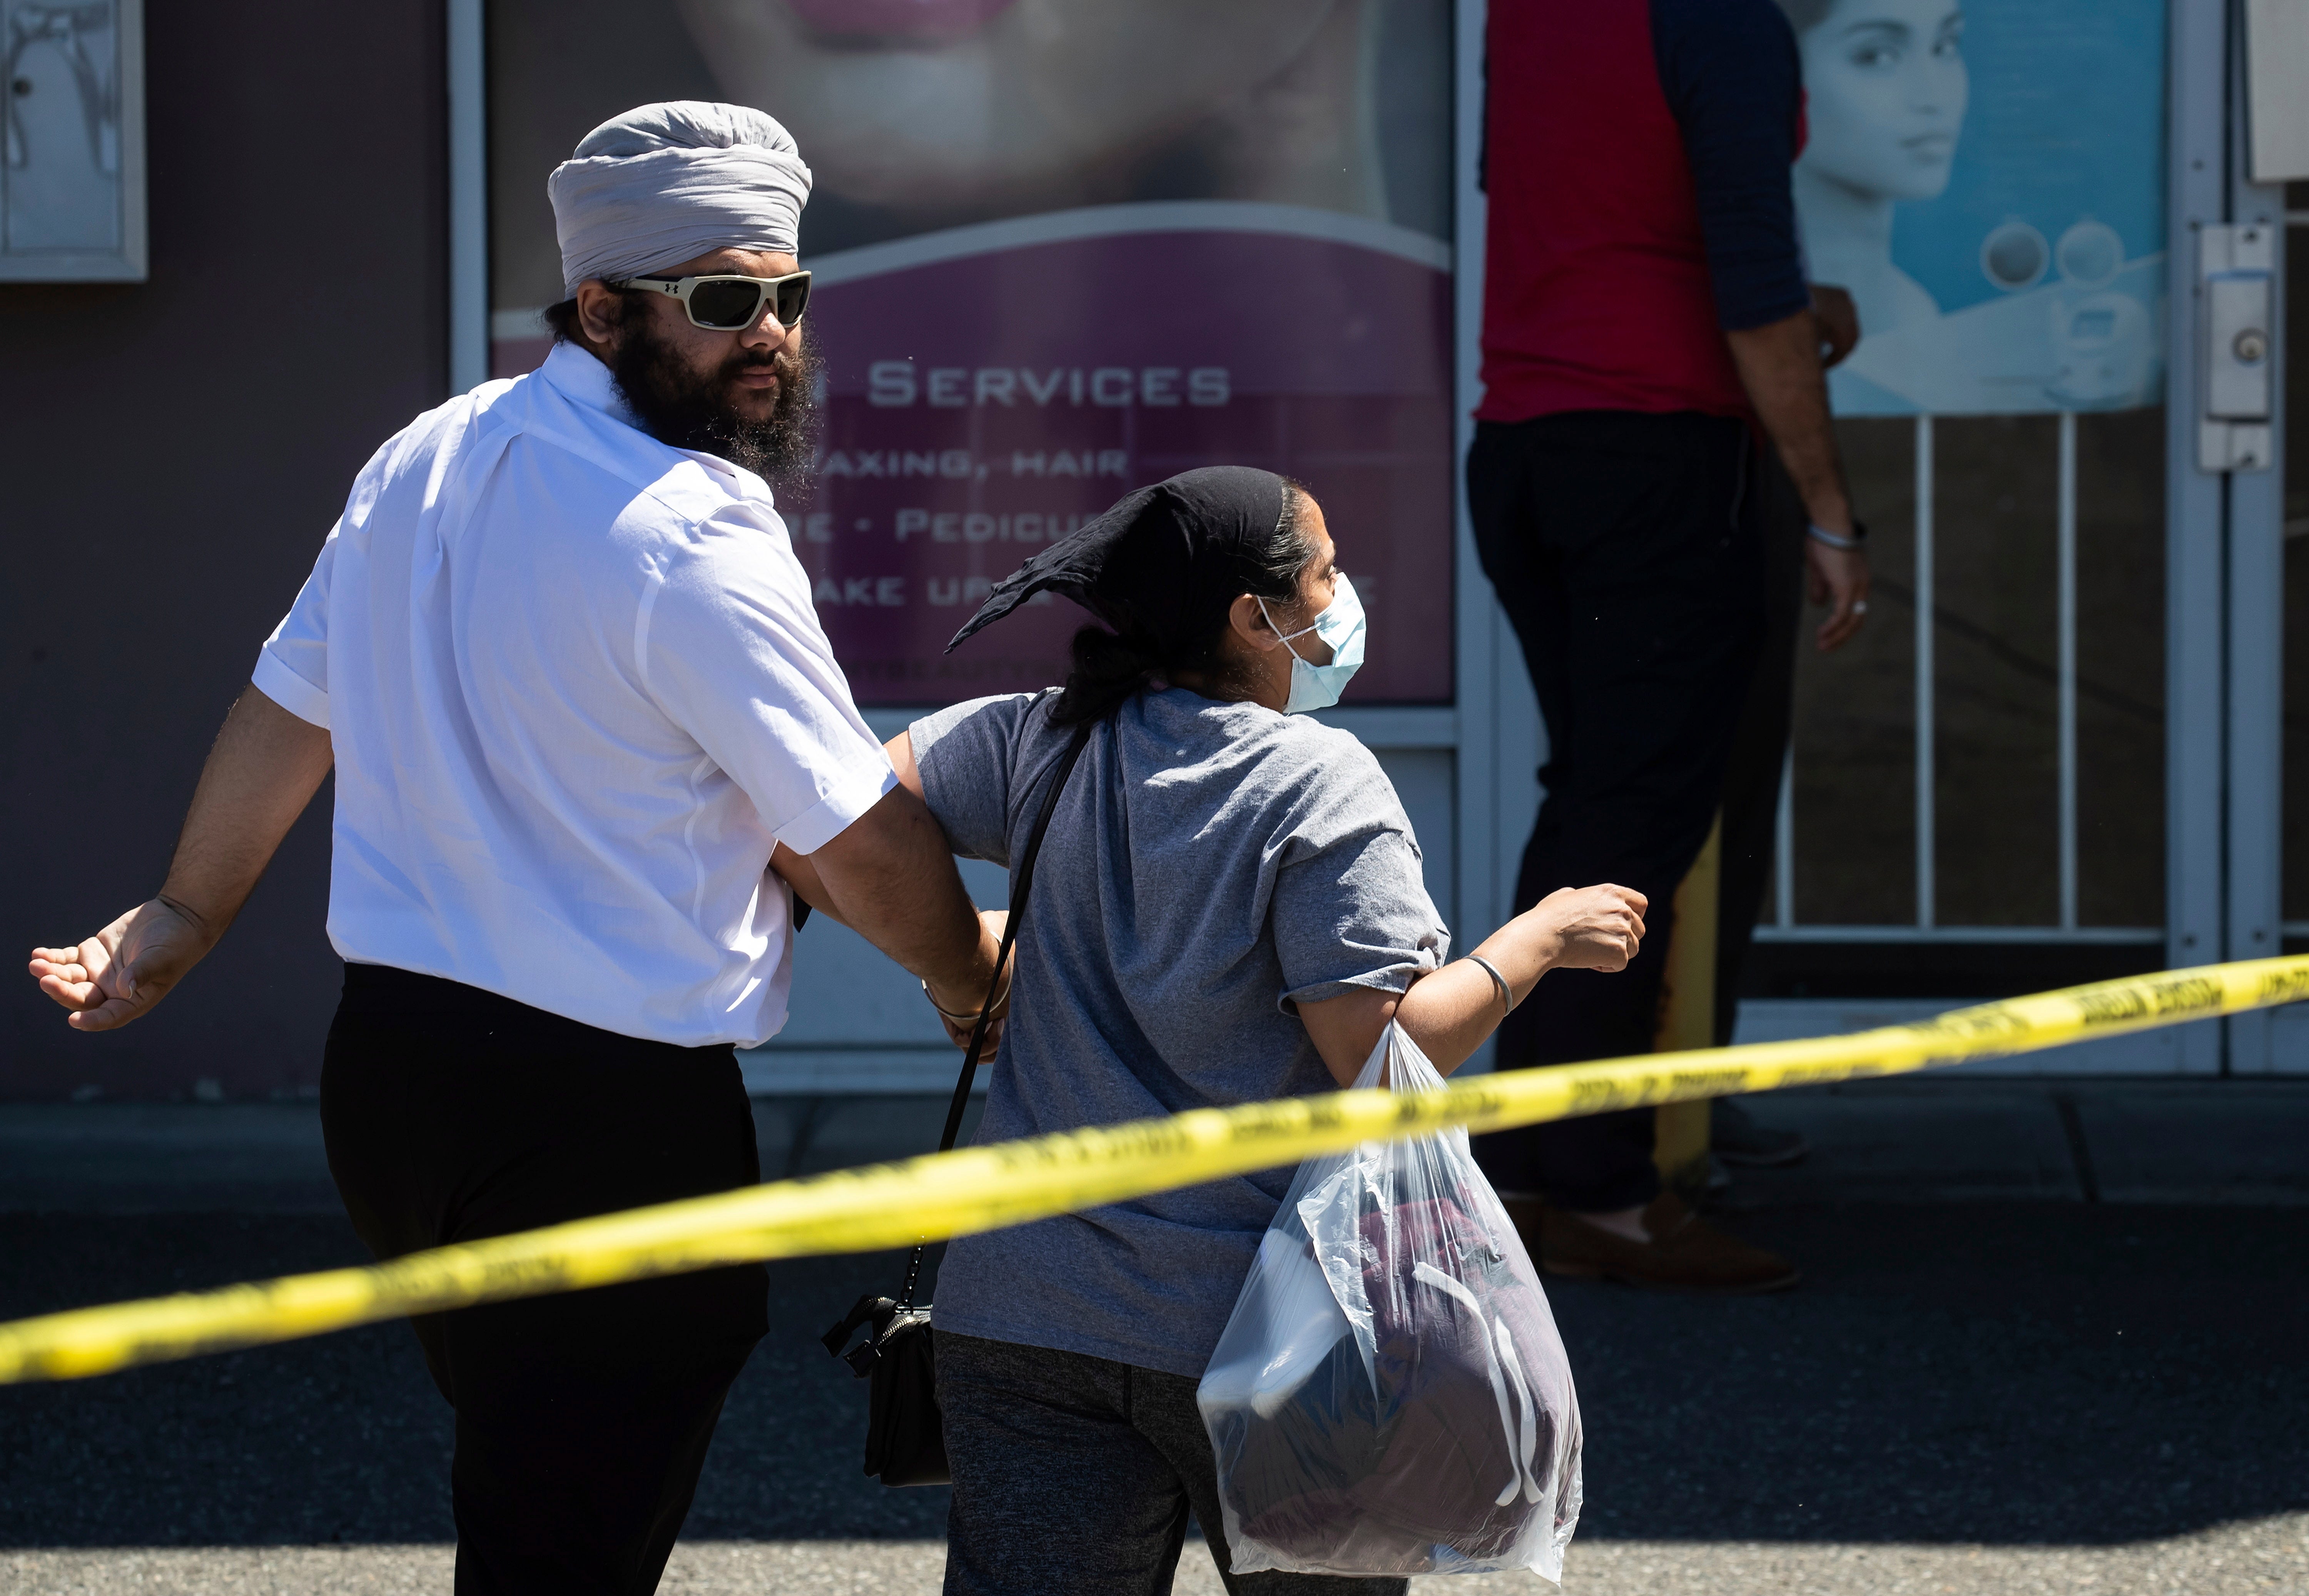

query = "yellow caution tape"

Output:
[[4, 954, 2304, 1385]]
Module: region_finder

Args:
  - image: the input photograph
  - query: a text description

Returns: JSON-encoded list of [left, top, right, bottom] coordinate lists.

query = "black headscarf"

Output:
[[947, 466, 1292, 657]]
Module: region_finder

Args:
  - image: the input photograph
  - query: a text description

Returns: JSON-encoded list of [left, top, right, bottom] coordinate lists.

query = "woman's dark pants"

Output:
[[1465, 409, 1769, 1213], [320, 963, 769, 1596], [937, 1332, 1409, 1596]]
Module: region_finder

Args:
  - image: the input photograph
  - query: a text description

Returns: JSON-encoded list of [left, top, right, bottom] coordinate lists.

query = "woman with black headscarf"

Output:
[[780, 467, 1645, 1596]]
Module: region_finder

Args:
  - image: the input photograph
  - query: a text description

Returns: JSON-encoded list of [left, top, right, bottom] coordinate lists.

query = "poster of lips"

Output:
[[487, 0, 1457, 705]]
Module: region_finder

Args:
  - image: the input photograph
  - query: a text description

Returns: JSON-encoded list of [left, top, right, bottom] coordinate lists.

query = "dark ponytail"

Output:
[[1050, 479, 1318, 726], [1051, 625, 1165, 726]]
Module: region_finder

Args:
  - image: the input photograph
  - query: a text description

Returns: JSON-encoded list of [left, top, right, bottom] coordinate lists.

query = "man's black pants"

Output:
[[320, 964, 769, 1595], [1466, 410, 1768, 1213]]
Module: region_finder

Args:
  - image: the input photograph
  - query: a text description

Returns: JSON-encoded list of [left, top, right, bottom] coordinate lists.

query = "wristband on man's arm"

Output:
[[1806, 520, 1868, 551]]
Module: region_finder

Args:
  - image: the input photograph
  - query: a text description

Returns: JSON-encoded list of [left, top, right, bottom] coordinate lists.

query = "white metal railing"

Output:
[[1761, 410, 2161, 945], [1773, 743, 1795, 931], [1757, 924, 2163, 943]]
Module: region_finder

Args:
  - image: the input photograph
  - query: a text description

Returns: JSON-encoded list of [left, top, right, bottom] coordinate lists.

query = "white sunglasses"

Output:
[[610, 270, 811, 331]]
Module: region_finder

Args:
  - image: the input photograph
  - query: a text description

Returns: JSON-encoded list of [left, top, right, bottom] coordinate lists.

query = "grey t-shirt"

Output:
[[912, 685, 1449, 1378]]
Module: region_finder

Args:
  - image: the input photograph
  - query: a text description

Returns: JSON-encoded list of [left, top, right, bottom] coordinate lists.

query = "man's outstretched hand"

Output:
[[30, 897, 217, 1033], [28, 685, 334, 1035]]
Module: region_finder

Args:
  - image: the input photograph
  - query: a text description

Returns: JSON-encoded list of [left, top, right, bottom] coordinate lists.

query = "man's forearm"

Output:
[[802, 786, 996, 1001], [1725, 308, 1854, 532], [162, 687, 336, 940]]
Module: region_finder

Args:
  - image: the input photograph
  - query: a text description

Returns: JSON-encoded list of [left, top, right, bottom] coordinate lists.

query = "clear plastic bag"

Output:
[[1197, 1022, 1583, 1580]]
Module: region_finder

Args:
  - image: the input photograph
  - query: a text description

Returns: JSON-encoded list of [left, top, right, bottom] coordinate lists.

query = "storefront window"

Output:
[[486, 0, 1454, 706]]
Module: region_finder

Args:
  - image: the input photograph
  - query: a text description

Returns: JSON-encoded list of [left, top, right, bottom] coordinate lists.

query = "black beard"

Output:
[[610, 320, 821, 489]]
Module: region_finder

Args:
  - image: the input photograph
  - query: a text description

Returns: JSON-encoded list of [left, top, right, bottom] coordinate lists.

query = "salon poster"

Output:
[[487, 0, 1455, 704], [1788, 0, 2167, 415]]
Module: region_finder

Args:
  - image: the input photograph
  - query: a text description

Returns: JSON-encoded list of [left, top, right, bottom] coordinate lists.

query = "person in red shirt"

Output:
[[1470, 0, 1868, 1292]]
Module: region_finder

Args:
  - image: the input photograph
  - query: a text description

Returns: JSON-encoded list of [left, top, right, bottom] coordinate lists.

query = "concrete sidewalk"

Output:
[[2, 1077, 2303, 1213], [9, 1525, 2306, 1595]]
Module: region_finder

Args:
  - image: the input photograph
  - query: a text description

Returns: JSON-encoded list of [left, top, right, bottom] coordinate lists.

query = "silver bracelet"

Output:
[[1806, 522, 1865, 551], [922, 975, 1011, 1024], [1467, 954, 1517, 1015]]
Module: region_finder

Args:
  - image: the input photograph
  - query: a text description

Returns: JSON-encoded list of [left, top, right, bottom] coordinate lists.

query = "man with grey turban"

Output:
[[29, 103, 1004, 1593], [550, 100, 811, 296], [542, 100, 823, 483]]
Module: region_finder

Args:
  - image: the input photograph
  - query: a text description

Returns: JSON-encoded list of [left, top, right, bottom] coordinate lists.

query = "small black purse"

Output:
[[820, 719, 1094, 1487]]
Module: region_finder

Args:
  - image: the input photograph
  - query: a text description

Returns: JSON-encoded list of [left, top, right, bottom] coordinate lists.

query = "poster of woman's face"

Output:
[[1781, 0, 2166, 416], [1800, 0, 1968, 209], [488, 0, 1456, 706]]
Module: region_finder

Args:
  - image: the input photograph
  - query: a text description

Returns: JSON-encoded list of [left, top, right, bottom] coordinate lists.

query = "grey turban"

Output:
[[548, 102, 813, 298]]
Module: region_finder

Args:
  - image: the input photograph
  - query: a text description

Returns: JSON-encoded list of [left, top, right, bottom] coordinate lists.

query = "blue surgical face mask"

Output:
[[1257, 572, 1367, 714]]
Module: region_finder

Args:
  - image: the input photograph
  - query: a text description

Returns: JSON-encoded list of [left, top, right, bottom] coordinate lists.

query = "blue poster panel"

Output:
[[1786, 0, 2168, 415]]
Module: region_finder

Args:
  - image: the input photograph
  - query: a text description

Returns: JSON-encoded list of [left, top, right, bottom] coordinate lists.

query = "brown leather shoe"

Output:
[[1505, 1192, 1800, 1294]]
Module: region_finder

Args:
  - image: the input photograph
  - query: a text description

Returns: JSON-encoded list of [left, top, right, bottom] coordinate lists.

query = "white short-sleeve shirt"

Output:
[[256, 341, 895, 1046]]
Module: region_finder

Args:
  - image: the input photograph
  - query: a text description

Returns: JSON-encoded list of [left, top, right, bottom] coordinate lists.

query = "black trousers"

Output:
[[937, 1332, 1407, 1596], [1466, 410, 1768, 1212], [320, 964, 769, 1596], [1712, 447, 1809, 1046]]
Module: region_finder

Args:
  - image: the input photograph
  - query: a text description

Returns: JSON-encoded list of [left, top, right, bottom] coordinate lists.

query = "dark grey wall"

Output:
[[2, 1, 449, 1099]]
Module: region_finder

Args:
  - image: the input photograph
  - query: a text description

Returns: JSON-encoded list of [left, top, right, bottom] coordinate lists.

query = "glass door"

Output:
[[1738, 0, 2189, 1070]]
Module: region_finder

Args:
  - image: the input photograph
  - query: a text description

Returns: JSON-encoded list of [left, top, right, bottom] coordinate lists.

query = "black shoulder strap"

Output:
[[934, 717, 1096, 1156], [890, 716, 1095, 1311]]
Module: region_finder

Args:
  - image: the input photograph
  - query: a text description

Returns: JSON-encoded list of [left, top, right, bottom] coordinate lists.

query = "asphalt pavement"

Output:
[[3, 1080, 2306, 1594]]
